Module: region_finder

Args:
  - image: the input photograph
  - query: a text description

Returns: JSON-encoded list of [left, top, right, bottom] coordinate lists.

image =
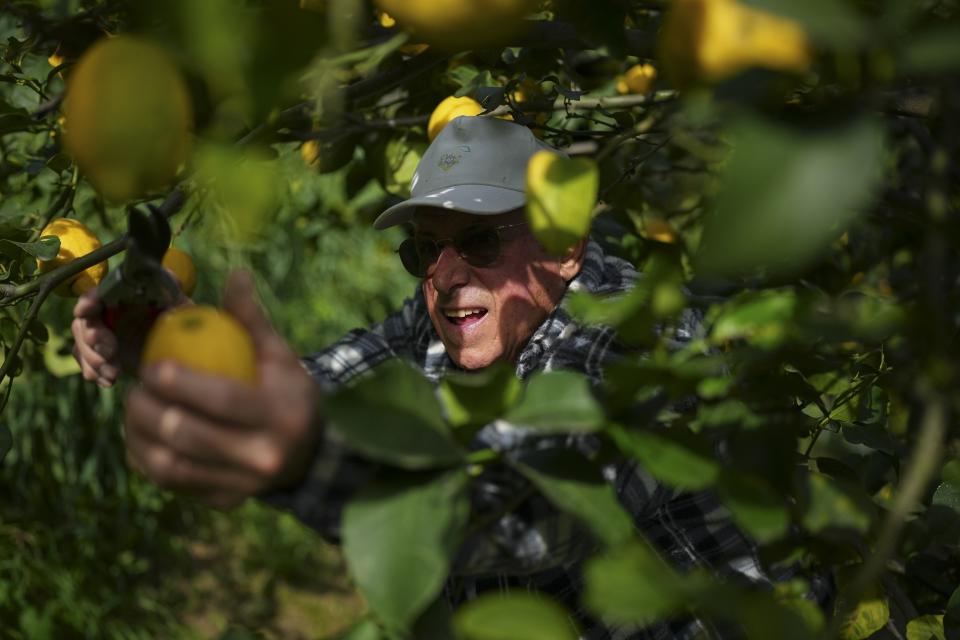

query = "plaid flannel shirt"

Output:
[[263, 240, 827, 639]]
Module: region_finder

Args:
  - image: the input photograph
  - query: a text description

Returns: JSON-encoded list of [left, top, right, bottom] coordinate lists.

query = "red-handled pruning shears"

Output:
[[96, 206, 181, 371]]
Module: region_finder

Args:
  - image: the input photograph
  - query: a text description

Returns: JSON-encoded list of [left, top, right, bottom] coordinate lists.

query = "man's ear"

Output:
[[559, 238, 588, 282]]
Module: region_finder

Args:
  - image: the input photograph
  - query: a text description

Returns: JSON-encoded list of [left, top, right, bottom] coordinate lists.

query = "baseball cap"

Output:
[[372, 116, 558, 230]]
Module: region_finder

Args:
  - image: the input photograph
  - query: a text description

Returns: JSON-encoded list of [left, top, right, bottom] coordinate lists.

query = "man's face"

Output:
[[414, 208, 583, 370]]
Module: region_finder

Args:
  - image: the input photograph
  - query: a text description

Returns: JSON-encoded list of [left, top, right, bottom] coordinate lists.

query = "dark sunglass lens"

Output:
[[459, 228, 501, 266], [398, 239, 426, 277]]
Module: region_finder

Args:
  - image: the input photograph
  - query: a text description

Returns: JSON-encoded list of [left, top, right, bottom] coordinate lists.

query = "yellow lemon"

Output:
[[37, 218, 108, 297], [616, 63, 657, 94], [161, 246, 197, 298], [659, 0, 812, 86], [427, 95, 485, 141], [63, 36, 193, 202], [48, 51, 65, 68], [141, 306, 257, 384], [375, 0, 539, 48], [379, 11, 430, 55]]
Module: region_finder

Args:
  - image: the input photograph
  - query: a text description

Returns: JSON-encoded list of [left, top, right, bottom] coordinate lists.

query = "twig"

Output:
[[819, 393, 947, 640]]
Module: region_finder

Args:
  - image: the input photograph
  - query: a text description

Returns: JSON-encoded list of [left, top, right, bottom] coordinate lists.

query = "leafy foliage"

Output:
[[0, 0, 959, 638]]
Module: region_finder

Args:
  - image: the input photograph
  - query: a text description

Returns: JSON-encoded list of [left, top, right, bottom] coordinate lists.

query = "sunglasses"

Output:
[[397, 222, 528, 278]]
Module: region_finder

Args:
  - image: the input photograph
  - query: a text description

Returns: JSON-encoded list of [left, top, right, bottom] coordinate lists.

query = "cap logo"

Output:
[[438, 152, 461, 172]]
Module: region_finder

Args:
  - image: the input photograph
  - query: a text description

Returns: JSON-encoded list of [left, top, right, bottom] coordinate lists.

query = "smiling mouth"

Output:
[[443, 308, 488, 327]]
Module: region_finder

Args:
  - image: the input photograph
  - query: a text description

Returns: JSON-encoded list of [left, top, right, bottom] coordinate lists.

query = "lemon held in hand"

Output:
[[141, 306, 257, 385], [37, 217, 108, 297], [63, 36, 192, 202]]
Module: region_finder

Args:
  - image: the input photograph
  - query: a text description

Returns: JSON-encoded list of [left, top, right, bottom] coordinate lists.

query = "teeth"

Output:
[[444, 309, 484, 318]]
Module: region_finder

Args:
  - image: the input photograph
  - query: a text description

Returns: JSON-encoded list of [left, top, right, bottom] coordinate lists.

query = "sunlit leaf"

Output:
[[907, 615, 946, 640], [608, 424, 721, 491], [504, 370, 604, 432], [835, 567, 890, 640], [514, 449, 635, 547], [584, 539, 706, 627], [327, 360, 465, 469], [710, 290, 798, 349], [343, 470, 469, 632], [526, 151, 598, 255], [454, 592, 579, 640], [438, 362, 522, 430]]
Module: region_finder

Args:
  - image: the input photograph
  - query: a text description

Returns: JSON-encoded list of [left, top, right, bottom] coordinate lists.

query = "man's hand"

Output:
[[71, 290, 122, 388], [123, 271, 321, 509]]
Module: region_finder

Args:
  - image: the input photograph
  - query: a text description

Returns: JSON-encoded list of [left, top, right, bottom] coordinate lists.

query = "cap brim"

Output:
[[373, 184, 526, 230]]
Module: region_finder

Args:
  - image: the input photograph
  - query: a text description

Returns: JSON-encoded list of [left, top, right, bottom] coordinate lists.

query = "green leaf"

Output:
[[584, 539, 707, 627], [343, 470, 470, 632], [802, 472, 871, 535], [710, 290, 798, 350], [718, 471, 789, 543], [438, 362, 522, 430], [901, 27, 960, 74], [337, 618, 385, 640], [454, 592, 580, 640], [608, 424, 721, 491], [0, 237, 59, 261], [932, 482, 960, 514], [943, 584, 960, 640], [43, 324, 81, 378], [696, 117, 885, 278], [942, 459, 960, 487], [526, 151, 598, 255], [327, 360, 465, 469], [907, 615, 946, 640], [504, 370, 603, 433], [514, 449, 635, 547], [835, 567, 890, 640]]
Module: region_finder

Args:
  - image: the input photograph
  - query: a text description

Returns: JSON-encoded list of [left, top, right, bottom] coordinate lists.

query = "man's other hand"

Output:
[[71, 290, 122, 388], [123, 271, 321, 510]]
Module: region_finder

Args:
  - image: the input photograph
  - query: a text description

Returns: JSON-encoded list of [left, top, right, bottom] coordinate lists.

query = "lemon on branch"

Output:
[[63, 36, 193, 202], [141, 306, 257, 385], [161, 247, 197, 298], [37, 218, 108, 297], [375, 0, 539, 48], [659, 0, 812, 87], [427, 96, 485, 141], [616, 63, 657, 94]]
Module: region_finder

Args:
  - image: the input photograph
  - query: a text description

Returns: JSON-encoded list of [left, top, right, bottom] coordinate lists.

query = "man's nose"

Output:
[[427, 243, 469, 293]]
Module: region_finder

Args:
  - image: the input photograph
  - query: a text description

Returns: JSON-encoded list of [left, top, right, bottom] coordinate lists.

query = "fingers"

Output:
[[138, 361, 270, 429], [125, 387, 281, 477], [72, 288, 103, 319], [71, 308, 120, 386]]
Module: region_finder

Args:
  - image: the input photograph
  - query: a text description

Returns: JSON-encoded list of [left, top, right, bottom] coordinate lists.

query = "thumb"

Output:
[[221, 269, 284, 357]]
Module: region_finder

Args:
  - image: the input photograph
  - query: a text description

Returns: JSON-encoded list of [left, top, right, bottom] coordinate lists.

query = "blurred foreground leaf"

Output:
[[327, 360, 465, 469], [526, 152, 598, 255], [343, 470, 469, 632], [696, 116, 884, 278], [505, 370, 604, 432], [454, 592, 579, 640]]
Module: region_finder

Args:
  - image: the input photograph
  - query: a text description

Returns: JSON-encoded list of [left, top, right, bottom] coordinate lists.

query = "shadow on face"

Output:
[[412, 207, 585, 370]]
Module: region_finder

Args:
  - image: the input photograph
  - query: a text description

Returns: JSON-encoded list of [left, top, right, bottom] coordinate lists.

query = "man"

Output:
[[72, 117, 817, 638]]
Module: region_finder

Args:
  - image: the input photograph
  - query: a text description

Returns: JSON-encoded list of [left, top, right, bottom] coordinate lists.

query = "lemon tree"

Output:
[[0, 1, 958, 638]]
